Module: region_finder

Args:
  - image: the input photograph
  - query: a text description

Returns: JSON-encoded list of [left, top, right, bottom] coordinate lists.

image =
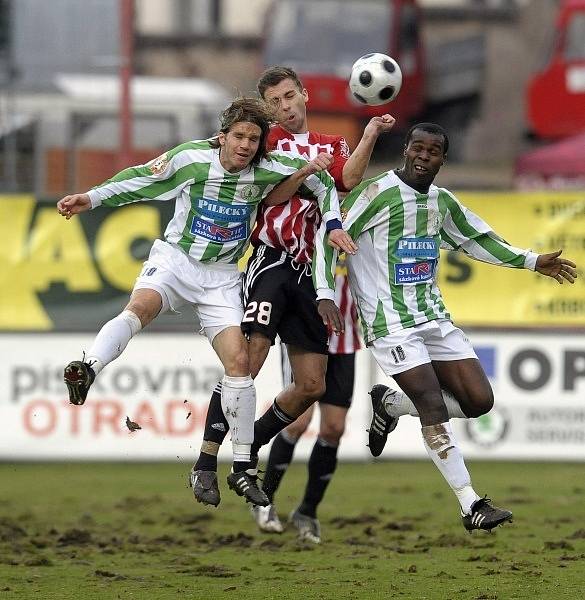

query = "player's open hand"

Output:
[[317, 299, 344, 335], [328, 229, 357, 255], [303, 152, 334, 176], [535, 250, 577, 284], [57, 194, 92, 219]]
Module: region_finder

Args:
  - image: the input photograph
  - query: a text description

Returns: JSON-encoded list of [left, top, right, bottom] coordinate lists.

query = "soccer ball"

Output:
[[349, 53, 402, 106]]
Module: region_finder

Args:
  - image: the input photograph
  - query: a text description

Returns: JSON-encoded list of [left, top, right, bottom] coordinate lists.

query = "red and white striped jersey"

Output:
[[328, 268, 361, 354], [251, 125, 351, 263]]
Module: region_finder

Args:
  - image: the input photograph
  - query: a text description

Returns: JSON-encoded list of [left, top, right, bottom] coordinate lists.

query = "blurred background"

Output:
[[1, 0, 584, 464]]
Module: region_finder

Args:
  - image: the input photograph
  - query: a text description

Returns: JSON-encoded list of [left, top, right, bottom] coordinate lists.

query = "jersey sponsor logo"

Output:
[[148, 153, 169, 175], [195, 198, 253, 222], [396, 237, 438, 259], [394, 259, 437, 285], [190, 216, 248, 243]]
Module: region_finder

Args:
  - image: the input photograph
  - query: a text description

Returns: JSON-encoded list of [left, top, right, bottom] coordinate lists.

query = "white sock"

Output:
[[421, 421, 480, 514], [383, 388, 466, 419], [221, 375, 256, 463], [86, 310, 142, 375]]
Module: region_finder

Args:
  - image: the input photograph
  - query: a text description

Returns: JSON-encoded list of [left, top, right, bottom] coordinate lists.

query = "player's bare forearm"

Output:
[[263, 152, 334, 206], [535, 250, 578, 284], [56, 193, 92, 219], [342, 114, 396, 189], [263, 172, 304, 206]]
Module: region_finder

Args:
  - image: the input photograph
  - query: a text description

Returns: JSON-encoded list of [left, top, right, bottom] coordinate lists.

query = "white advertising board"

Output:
[[1, 330, 584, 461], [0, 333, 371, 461]]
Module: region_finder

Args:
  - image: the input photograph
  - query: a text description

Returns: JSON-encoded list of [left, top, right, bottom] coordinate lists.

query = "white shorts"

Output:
[[134, 240, 243, 342], [369, 318, 477, 376]]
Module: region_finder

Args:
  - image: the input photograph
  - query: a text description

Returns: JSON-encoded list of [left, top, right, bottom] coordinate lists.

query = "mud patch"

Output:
[[168, 513, 212, 526], [382, 521, 414, 531], [190, 565, 241, 578], [258, 539, 285, 550], [330, 514, 380, 528], [114, 495, 163, 510], [57, 529, 93, 546], [544, 540, 574, 551], [95, 569, 127, 580], [0, 518, 27, 541], [568, 529, 585, 539], [211, 532, 254, 548], [24, 556, 53, 567]]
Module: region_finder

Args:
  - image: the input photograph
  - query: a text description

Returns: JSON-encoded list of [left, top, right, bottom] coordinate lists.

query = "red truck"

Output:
[[261, 0, 484, 151], [527, 0, 585, 139]]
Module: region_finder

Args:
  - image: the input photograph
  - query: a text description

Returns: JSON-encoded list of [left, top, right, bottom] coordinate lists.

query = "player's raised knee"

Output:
[[466, 389, 494, 417]]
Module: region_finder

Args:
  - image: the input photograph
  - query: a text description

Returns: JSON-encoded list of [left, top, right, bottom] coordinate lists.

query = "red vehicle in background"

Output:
[[527, 0, 585, 139], [261, 0, 425, 147]]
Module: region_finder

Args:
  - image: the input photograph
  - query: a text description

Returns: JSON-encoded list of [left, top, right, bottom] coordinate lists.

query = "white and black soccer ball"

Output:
[[349, 53, 402, 106]]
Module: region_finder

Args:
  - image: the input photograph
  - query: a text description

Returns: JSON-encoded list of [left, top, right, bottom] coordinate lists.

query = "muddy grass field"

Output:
[[1, 461, 585, 599]]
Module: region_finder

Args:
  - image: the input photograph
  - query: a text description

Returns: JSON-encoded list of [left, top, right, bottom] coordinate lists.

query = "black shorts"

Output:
[[241, 244, 328, 355], [321, 353, 355, 408], [280, 345, 355, 409]]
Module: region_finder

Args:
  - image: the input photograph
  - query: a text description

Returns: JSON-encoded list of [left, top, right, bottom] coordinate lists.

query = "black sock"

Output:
[[195, 451, 217, 472], [262, 432, 297, 502], [251, 401, 295, 457], [232, 461, 249, 473], [194, 382, 228, 471], [298, 438, 338, 519]]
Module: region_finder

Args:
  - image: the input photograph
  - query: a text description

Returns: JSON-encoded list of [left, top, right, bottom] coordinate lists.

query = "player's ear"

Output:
[[302, 88, 309, 103], [218, 132, 226, 147]]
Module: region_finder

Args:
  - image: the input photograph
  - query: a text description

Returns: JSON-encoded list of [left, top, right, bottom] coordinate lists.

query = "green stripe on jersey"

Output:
[[372, 299, 389, 339], [200, 173, 240, 262], [178, 162, 211, 254], [386, 188, 414, 329]]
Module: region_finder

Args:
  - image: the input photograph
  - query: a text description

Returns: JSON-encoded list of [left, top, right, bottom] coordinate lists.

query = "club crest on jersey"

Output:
[[396, 237, 438, 259], [241, 184, 260, 201], [148, 153, 169, 175], [195, 198, 253, 222], [394, 259, 437, 285], [190, 216, 248, 243]]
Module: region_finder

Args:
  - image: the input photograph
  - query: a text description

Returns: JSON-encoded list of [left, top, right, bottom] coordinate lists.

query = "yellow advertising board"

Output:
[[438, 192, 585, 327], [1, 192, 584, 331]]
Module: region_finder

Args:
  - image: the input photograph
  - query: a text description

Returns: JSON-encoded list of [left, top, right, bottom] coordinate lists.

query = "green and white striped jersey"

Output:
[[341, 170, 539, 343], [87, 140, 340, 288]]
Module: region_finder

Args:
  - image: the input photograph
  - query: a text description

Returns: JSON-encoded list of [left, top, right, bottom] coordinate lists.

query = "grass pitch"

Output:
[[1, 461, 584, 600]]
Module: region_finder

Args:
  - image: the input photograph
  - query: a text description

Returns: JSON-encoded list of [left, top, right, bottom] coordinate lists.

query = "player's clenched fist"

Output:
[[57, 193, 92, 219]]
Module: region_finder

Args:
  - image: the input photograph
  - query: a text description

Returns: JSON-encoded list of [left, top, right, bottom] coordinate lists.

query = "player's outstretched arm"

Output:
[[535, 250, 577, 284], [56, 193, 92, 219]]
